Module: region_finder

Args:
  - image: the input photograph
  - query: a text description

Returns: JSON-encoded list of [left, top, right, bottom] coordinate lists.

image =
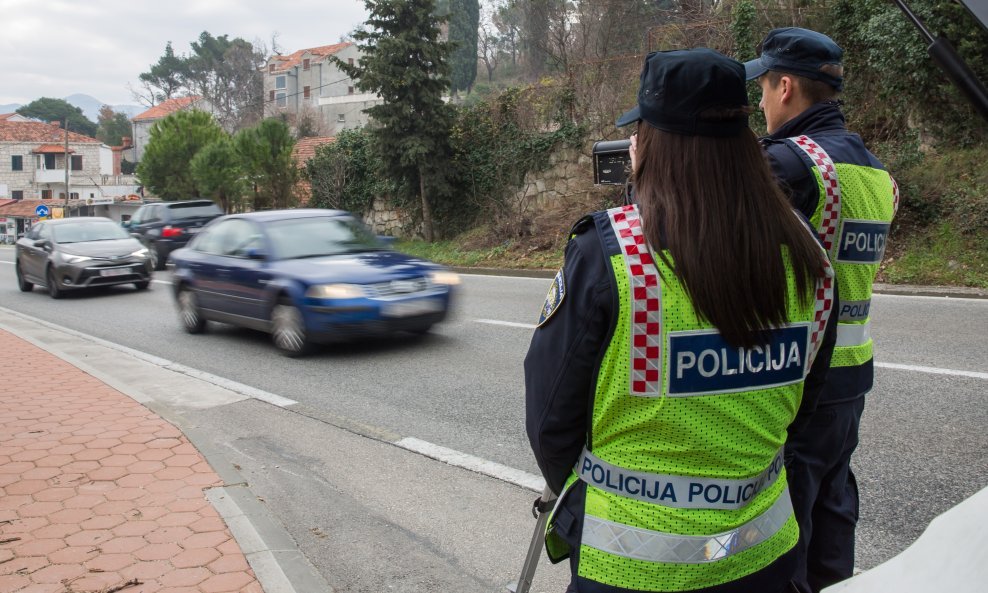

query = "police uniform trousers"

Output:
[[785, 396, 865, 593], [557, 482, 800, 593]]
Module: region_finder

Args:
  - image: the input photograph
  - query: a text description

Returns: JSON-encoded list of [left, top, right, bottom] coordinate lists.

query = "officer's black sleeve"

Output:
[[525, 229, 612, 495], [790, 280, 839, 436], [765, 141, 820, 220]]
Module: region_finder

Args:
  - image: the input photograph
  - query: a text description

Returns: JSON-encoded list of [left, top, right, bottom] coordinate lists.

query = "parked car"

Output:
[[124, 200, 224, 271], [15, 217, 153, 299], [170, 209, 460, 356]]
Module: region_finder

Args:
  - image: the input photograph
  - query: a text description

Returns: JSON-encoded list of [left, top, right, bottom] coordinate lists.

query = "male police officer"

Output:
[[745, 28, 898, 593]]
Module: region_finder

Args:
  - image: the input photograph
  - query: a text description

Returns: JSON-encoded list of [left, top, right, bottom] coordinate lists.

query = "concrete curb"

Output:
[[453, 266, 988, 299]]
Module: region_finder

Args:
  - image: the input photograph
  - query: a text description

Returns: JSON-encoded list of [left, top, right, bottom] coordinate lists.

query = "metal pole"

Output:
[[63, 117, 69, 209], [507, 486, 557, 593]]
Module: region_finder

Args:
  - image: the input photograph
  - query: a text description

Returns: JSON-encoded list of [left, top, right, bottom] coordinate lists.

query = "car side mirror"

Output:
[[120, 220, 131, 229], [33, 239, 47, 248], [245, 247, 268, 261]]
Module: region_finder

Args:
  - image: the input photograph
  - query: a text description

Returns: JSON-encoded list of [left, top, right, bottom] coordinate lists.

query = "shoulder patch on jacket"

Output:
[[569, 215, 594, 239], [537, 268, 566, 327]]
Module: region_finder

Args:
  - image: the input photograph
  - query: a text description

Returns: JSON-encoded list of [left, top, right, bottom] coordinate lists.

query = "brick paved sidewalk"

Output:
[[0, 329, 263, 593]]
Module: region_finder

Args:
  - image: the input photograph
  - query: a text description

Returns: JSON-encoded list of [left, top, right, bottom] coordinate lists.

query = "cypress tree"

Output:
[[449, 0, 480, 96], [335, 0, 454, 241]]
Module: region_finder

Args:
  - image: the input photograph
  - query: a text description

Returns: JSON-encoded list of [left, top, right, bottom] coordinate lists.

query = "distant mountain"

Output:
[[0, 103, 22, 114], [63, 94, 143, 121]]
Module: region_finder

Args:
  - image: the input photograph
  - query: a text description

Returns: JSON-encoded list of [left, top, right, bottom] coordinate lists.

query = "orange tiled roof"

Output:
[[132, 96, 201, 122], [0, 199, 64, 218], [0, 199, 16, 208], [269, 43, 351, 72], [0, 113, 15, 120], [292, 136, 335, 166], [32, 144, 75, 154], [292, 136, 336, 206], [0, 120, 97, 144]]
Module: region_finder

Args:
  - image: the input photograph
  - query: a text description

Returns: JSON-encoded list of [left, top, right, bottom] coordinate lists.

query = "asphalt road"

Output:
[[1, 245, 986, 588]]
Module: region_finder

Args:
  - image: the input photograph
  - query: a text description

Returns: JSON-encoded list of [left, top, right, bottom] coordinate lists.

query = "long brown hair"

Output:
[[634, 114, 826, 348]]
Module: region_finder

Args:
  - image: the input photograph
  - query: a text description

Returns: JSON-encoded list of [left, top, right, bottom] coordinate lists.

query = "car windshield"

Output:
[[168, 202, 223, 219], [266, 216, 384, 260], [53, 221, 130, 244]]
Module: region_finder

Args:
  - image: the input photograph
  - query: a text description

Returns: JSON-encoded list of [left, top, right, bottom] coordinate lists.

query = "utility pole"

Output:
[[63, 117, 70, 209]]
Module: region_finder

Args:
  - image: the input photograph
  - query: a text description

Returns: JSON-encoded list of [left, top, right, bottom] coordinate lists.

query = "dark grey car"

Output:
[[15, 217, 153, 299]]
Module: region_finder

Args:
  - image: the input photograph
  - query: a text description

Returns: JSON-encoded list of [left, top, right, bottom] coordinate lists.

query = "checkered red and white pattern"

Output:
[[807, 259, 835, 371], [607, 205, 662, 397], [891, 175, 900, 217], [791, 135, 842, 254]]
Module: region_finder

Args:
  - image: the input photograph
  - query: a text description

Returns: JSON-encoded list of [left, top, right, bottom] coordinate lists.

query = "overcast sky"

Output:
[[0, 0, 369, 107]]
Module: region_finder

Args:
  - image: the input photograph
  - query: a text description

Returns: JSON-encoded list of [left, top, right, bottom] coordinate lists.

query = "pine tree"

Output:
[[449, 0, 480, 96], [335, 0, 454, 242]]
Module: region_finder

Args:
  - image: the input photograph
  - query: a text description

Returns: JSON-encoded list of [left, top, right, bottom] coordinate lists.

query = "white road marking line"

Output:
[[153, 279, 172, 285], [0, 261, 12, 265], [0, 306, 299, 407], [395, 437, 545, 492], [875, 362, 988, 380], [475, 318, 537, 329], [873, 293, 987, 303]]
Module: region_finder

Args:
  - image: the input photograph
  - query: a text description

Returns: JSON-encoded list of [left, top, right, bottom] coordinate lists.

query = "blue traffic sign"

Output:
[[35, 204, 50, 218]]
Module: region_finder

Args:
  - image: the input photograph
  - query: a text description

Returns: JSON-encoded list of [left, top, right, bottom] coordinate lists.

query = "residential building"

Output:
[[131, 96, 206, 162], [0, 117, 128, 203], [262, 43, 381, 134]]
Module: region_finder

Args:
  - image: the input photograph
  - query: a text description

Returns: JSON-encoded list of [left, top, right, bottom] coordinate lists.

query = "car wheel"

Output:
[[410, 324, 434, 335], [271, 301, 310, 357], [177, 287, 207, 334], [15, 262, 33, 292], [46, 267, 63, 299], [151, 244, 166, 271], [134, 280, 150, 291]]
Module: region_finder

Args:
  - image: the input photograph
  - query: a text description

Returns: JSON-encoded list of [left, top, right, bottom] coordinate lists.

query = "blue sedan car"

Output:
[[170, 209, 459, 356]]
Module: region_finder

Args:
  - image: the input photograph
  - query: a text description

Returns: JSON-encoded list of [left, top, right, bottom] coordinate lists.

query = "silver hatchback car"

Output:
[[15, 217, 153, 298]]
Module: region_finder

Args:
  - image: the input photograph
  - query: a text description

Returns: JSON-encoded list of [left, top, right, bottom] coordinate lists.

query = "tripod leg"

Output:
[[507, 486, 556, 593]]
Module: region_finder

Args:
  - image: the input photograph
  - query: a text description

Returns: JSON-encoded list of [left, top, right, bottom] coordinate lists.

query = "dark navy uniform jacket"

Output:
[[760, 101, 885, 403]]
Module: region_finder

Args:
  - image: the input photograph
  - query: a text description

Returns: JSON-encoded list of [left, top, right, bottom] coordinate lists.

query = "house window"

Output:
[[12, 190, 23, 200], [42, 189, 53, 199], [304, 86, 311, 99], [269, 90, 275, 101], [43, 154, 56, 169], [303, 58, 310, 70], [276, 93, 287, 108], [347, 86, 354, 95], [348, 58, 354, 66], [11, 155, 22, 171], [71, 155, 83, 171], [269, 63, 276, 73], [276, 75, 286, 89], [337, 113, 345, 123], [70, 192, 79, 200]]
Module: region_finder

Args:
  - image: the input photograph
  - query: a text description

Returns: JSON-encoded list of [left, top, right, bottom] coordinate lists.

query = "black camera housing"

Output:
[[592, 139, 632, 185]]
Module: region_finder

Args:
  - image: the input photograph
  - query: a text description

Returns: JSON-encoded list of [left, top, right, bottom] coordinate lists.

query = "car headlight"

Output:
[[430, 271, 461, 286], [305, 284, 365, 299], [62, 254, 92, 264], [130, 248, 149, 258]]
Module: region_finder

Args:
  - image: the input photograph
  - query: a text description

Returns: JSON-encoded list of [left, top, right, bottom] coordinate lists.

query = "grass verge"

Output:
[[880, 223, 988, 288]]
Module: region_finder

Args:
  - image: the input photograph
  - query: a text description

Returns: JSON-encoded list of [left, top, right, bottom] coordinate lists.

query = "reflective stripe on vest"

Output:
[[575, 447, 785, 510], [836, 320, 871, 347], [582, 488, 794, 564], [607, 204, 662, 397]]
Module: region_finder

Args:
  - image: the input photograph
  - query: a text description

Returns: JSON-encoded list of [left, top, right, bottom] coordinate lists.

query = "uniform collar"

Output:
[[767, 101, 847, 140]]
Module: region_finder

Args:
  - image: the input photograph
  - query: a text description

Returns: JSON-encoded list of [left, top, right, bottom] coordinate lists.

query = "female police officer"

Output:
[[524, 48, 838, 593]]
